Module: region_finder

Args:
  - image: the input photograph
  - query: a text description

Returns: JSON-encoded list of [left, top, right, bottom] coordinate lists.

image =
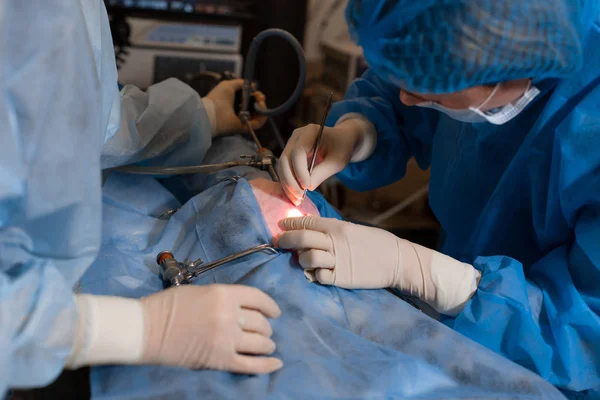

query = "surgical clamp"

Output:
[[111, 154, 276, 177], [238, 123, 279, 182], [156, 244, 278, 287]]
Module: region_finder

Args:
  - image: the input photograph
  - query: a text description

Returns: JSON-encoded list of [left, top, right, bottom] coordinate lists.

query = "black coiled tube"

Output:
[[241, 29, 306, 118]]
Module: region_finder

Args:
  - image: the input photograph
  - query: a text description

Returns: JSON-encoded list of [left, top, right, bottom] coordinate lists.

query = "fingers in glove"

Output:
[[277, 154, 304, 206], [281, 184, 303, 207], [282, 184, 302, 207], [249, 116, 268, 131], [233, 285, 281, 319], [248, 93, 267, 130], [239, 309, 273, 337], [236, 332, 276, 355], [276, 229, 332, 252], [224, 79, 245, 92], [230, 355, 283, 375], [298, 249, 335, 270], [278, 216, 336, 233], [315, 268, 336, 285], [290, 146, 311, 191], [308, 155, 346, 190], [253, 91, 266, 104]]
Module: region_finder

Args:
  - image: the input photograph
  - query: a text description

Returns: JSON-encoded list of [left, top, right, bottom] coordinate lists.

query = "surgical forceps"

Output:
[[156, 244, 278, 288], [299, 92, 333, 206]]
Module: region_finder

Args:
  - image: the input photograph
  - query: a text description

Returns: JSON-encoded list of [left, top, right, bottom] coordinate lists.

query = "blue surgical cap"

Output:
[[347, 0, 599, 94]]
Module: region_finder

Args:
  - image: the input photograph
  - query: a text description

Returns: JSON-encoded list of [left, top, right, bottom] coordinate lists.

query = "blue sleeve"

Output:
[[101, 78, 213, 169], [445, 216, 600, 392], [327, 69, 438, 192]]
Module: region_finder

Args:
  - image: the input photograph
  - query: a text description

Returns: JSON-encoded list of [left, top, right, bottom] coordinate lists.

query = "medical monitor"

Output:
[[104, 1, 255, 20]]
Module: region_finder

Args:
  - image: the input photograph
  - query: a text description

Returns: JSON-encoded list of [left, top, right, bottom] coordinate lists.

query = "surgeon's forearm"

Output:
[[394, 240, 481, 316], [65, 295, 146, 369]]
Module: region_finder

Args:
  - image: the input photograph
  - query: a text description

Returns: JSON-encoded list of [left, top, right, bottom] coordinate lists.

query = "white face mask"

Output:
[[415, 82, 540, 125]]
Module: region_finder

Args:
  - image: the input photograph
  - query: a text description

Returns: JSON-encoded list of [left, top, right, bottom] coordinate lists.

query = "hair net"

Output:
[[346, 0, 599, 93]]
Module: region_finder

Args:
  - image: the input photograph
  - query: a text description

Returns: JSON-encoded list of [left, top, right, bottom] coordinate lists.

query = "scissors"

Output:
[[299, 92, 334, 206]]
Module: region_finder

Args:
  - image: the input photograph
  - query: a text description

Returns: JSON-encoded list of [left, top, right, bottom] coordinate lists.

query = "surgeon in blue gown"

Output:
[[0, 0, 281, 396], [278, 0, 600, 395]]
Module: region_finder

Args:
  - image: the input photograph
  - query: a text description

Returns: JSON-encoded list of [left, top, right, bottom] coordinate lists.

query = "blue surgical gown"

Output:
[[329, 22, 600, 393], [0, 0, 212, 395]]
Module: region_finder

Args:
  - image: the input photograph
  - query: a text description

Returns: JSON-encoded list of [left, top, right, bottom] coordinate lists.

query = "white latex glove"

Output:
[[278, 116, 376, 206], [141, 285, 282, 373], [277, 216, 481, 316], [204, 80, 267, 137], [67, 285, 283, 374]]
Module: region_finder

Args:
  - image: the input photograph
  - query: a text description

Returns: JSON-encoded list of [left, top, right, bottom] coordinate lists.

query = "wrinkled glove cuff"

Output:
[[395, 239, 481, 317], [65, 295, 145, 369]]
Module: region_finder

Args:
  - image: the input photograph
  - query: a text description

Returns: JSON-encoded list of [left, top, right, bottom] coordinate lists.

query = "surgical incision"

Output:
[[249, 178, 319, 240]]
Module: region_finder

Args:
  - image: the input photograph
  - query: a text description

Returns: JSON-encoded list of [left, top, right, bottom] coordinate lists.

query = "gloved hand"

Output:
[[277, 216, 481, 316], [205, 79, 267, 136], [141, 284, 283, 374], [278, 119, 368, 206]]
